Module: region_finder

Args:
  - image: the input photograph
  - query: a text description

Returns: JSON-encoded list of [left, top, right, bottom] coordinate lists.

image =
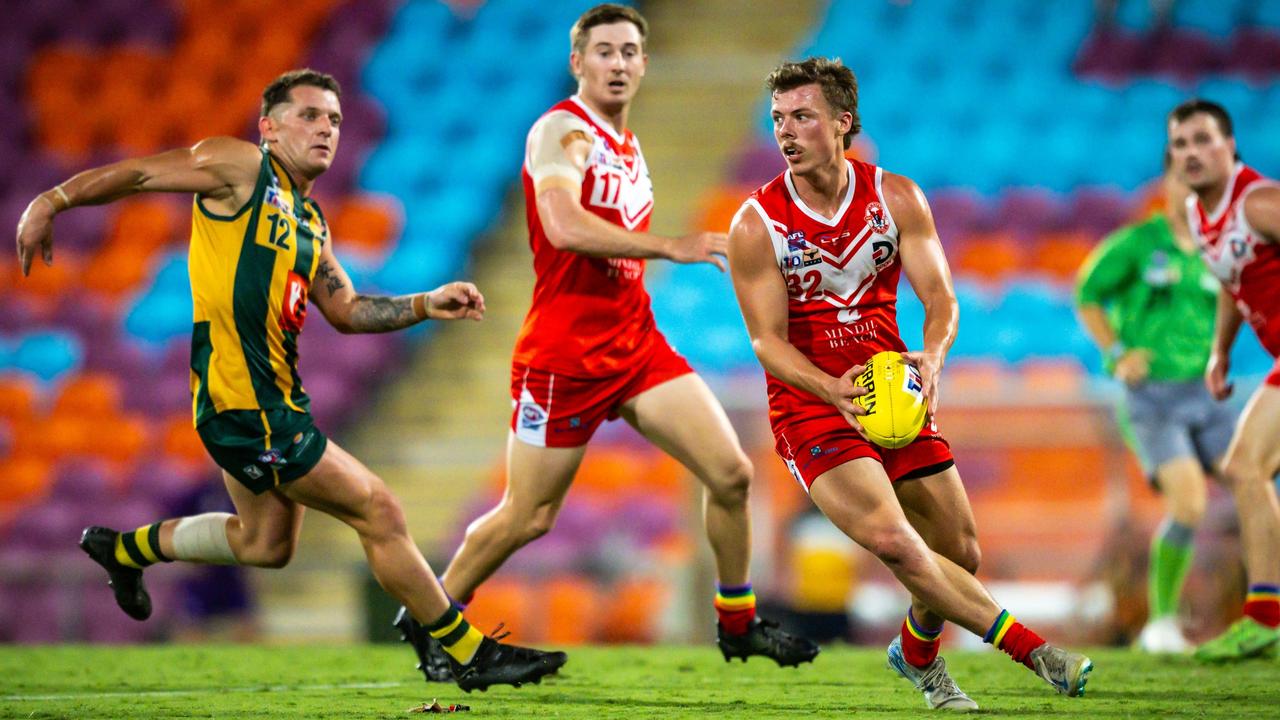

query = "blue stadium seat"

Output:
[[11, 331, 84, 383]]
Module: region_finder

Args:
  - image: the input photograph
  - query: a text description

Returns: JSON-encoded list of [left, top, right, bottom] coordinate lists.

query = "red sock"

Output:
[[1243, 585, 1280, 628], [984, 610, 1046, 669], [715, 583, 756, 635], [901, 610, 942, 668]]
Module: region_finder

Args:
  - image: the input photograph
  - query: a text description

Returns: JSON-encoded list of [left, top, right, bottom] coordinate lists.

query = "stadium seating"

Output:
[[650, 0, 1279, 386], [0, 0, 605, 642]]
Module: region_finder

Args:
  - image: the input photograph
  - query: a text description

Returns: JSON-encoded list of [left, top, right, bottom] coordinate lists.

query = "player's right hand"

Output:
[[15, 194, 56, 276], [425, 281, 486, 321], [824, 364, 869, 436], [670, 231, 728, 272], [1113, 348, 1151, 386], [1205, 350, 1233, 400]]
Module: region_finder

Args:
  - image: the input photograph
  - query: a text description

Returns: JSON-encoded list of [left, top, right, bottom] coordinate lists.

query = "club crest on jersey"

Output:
[[864, 202, 889, 233]]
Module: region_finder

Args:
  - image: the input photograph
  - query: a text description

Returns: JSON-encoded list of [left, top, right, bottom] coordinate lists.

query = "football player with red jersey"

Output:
[[728, 58, 1092, 707], [1167, 99, 1280, 661], [393, 4, 817, 680]]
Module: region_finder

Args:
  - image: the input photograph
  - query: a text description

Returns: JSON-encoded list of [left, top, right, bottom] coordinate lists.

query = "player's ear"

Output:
[[837, 111, 853, 142], [258, 114, 277, 145], [569, 51, 583, 80]]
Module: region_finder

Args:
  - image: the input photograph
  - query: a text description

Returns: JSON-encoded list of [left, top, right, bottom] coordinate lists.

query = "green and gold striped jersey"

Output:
[[188, 149, 328, 426]]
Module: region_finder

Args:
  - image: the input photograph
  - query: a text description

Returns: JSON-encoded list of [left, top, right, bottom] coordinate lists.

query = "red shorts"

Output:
[[510, 338, 694, 447], [773, 410, 953, 492], [1267, 355, 1280, 387]]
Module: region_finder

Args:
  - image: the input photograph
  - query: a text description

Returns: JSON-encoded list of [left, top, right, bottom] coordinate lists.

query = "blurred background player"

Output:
[[393, 3, 818, 680], [1074, 154, 1233, 653], [1168, 98, 1280, 661], [14, 68, 564, 691], [728, 58, 1094, 708]]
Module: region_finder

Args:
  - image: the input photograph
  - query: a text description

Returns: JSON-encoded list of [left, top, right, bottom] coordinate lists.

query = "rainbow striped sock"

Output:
[[900, 609, 943, 668], [715, 582, 757, 636], [984, 609, 1046, 669], [1243, 584, 1280, 628], [114, 523, 170, 569], [425, 606, 484, 665]]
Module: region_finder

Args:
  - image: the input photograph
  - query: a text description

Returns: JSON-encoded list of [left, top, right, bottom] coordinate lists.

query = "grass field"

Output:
[[0, 644, 1275, 719]]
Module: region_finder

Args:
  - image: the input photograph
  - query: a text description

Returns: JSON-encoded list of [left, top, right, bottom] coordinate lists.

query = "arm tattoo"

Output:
[[316, 260, 345, 296], [347, 294, 420, 333]]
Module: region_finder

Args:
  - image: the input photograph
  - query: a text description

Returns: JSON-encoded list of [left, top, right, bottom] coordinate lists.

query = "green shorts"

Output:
[[197, 409, 328, 494]]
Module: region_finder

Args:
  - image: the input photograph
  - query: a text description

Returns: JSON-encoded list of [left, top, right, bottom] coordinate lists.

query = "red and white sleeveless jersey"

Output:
[[744, 158, 907, 427], [1188, 163, 1280, 357], [512, 96, 657, 376]]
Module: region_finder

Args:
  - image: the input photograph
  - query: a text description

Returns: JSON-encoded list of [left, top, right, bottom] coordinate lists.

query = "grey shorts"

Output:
[[1120, 380, 1236, 482]]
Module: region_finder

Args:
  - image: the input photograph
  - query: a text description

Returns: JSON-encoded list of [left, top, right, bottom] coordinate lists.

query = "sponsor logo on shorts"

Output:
[[293, 431, 314, 452], [258, 448, 286, 467], [243, 465, 264, 480]]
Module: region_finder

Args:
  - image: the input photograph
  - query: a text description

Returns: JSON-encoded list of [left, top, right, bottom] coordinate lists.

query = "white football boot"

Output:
[[887, 636, 979, 711], [1136, 615, 1192, 654]]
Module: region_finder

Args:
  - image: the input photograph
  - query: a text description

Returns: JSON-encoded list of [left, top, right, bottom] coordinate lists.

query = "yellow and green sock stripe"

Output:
[[983, 609, 1015, 646], [114, 523, 170, 569], [425, 606, 485, 665]]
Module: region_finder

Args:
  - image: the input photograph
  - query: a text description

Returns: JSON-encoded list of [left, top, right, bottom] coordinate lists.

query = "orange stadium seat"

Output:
[[463, 578, 537, 643], [544, 576, 601, 644], [330, 195, 402, 256], [0, 376, 40, 425], [84, 245, 159, 297], [88, 413, 150, 465], [697, 185, 753, 233], [0, 456, 53, 507], [952, 233, 1026, 282], [1031, 232, 1096, 281], [162, 413, 207, 465], [598, 577, 667, 643], [32, 411, 94, 461], [108, 199, 179, 251], [18, 252, 83, 300], [53, 373, 123, 419]]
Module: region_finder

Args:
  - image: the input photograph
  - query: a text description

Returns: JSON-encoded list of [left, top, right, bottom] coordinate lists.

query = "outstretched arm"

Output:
[[727, 203, 867, 429], [887, 173, 957, 415], [309, 241, 484, 334], [15, 136, 261, 275], [529, 111, 726, 269]]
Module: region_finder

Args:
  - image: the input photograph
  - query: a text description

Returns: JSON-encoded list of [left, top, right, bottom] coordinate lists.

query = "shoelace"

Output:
[[917, 659, 960, 696], [486, 622, 512, 643]]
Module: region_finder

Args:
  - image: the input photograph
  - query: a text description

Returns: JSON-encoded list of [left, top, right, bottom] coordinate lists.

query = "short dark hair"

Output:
[[766, 57, 861, 150], [261, 69, 341, 117], [1168, 98, 1239, 160], [570, 3, 648, 55]]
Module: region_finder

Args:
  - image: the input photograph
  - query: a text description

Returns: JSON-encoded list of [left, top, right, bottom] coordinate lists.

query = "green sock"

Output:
[[1148, 518, 1195, 618], [424, 606, 484, 665]]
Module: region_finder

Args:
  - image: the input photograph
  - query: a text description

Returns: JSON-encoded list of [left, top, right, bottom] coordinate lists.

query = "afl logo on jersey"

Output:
[[865, 202, 889, 233]]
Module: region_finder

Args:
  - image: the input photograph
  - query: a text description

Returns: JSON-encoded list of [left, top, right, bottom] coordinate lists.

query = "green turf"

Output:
[[0, 644, 1275, 719]]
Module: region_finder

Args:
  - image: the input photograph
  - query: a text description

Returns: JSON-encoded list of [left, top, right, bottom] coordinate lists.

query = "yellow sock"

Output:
[[424, 606, 484, 665]]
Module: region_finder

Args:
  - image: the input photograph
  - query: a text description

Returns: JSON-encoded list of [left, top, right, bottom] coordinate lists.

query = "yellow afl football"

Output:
[[852, 350, 928, 449]]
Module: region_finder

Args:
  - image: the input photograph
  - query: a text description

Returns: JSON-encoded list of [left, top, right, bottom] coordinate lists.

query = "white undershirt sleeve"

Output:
[[526, 110, 593, 189]]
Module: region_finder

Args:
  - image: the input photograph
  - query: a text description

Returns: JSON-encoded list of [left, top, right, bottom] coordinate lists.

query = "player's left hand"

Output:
[[425, 281, 486, 321], [901, 349, 942, 416], [15, 193, 57, 276], [670, 231, 728, 271]]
